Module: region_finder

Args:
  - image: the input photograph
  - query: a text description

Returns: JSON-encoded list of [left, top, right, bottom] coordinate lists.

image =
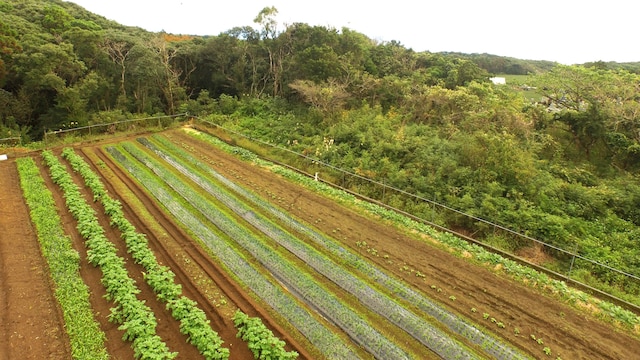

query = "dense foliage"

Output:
[[3, 0, 640, 300]]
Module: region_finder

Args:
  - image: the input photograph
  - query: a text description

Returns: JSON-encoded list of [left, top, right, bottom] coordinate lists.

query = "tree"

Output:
[[534, 65, 640, 167], [253, 7, 290, 96], [289, 78, 349, 121], [150, 35, 187, 114], [41, 4, 72, 38], [102, 32, 135, 109], [191, 33, 251, 97]]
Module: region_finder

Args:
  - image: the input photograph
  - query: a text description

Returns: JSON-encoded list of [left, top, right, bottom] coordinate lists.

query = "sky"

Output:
[[66, 0, 638, 65]]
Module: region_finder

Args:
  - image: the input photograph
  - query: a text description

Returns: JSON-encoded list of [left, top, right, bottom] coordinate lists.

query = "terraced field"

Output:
[[1, 127, 639, 359]]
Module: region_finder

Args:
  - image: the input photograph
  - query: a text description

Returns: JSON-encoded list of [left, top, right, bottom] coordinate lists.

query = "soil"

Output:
[[2, 127, 639, 360]]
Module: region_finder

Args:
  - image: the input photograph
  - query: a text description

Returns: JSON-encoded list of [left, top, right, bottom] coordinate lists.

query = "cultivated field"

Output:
[[1, 127, 639, 359]]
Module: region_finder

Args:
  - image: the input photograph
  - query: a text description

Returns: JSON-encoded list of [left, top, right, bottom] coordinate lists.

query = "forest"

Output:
[[2, 0, 640, 301]]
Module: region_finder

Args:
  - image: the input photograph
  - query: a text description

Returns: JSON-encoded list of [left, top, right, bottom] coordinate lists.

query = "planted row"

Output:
[[142, 135, 489, 359], [16, 157, 109, 360], [121, 141, 413, 360], [41, 150, 176, 360], [106, 145, 361, 359], [233, 311, 299, 360], [60, 148, 229, 360]]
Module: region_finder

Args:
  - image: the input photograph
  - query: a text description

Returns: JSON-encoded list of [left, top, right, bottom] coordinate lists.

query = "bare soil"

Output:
[[2, 127, 640, 359]]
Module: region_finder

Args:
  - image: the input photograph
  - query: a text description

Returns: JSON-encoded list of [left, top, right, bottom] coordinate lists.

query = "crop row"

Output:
[[60, 148, 230, 360], [16, 158, 108, 360], [121, 140, 413, 359], [142, 136, 493, 359], [41, 150, 176, 360], [155, 132, 531, 359], [232, 311, 299, 360], [105, 145, 360, 359]]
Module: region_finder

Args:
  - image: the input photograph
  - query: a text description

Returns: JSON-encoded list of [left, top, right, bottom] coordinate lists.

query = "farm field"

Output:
[[2, 126, 640, 359]]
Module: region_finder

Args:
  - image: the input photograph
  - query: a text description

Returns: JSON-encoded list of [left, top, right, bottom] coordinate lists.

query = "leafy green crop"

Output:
[[16, 157, 109, 360], [233, 311, 298, 360]]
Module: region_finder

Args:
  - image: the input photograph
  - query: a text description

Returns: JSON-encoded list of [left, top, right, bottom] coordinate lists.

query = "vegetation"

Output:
[[105, 144, 362, 359], [3, 0, 640, 337], [233, 311, 299, 360], [16, 157, 108, 360], [42, 150, 177, 360], [60, 147, 230, 360]]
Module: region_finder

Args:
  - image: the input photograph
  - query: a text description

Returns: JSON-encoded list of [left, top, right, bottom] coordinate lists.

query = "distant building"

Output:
[[490, 77, 506, 85]]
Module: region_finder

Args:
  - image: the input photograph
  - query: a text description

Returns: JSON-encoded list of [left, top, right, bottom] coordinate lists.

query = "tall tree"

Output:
[[102, 32, 134, 109], [151, 34, 187, 114], [254, 6, 289, 96], [535, 65, 640, 168]]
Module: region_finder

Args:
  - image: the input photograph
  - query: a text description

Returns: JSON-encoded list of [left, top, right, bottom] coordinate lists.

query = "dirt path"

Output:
[[168, 128, 640, 360], [0, 160, 70, 360]]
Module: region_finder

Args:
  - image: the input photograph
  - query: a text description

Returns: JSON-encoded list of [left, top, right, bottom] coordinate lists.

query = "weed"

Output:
[[471, 308, 477, 313], [449, 295, 456, 301], [543, 347, 551, 356]]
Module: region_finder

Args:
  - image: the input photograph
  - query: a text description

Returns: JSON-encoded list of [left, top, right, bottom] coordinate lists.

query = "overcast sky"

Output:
[[67, 0, 638, 65]]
